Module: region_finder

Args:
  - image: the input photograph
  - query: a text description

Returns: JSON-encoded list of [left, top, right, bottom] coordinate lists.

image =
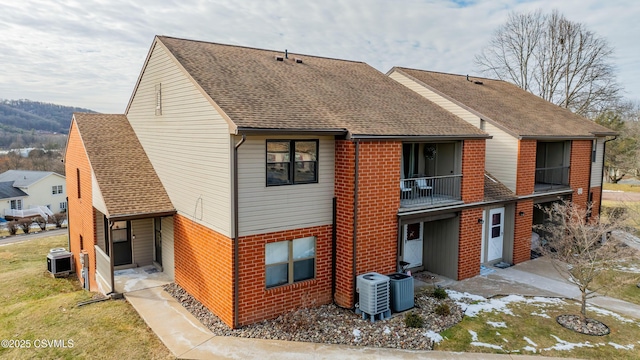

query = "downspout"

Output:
[[586, 140, 594, 221], [232, 134, 246, 328], [396, 216, 402, 272], [66, 196, 70, 250], [600, 136, 618, 217], [331, 197, 337, 301], [108, 221, 115, 294], [352, 140, 360, 307]]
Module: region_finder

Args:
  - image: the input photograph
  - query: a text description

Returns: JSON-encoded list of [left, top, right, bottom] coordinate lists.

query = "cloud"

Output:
[[0, 0, 637, 113]]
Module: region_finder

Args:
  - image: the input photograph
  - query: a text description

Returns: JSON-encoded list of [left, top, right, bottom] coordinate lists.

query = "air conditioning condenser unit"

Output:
[[47, 248, 73, 276]]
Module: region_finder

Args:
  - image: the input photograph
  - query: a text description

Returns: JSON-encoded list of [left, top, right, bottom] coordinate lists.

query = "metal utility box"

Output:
[[356, 272, 390, 322], [388, 272, 414, 312], [47, 248, 73, 276]]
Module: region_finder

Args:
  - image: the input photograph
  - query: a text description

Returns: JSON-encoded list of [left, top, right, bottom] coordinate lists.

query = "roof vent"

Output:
[[285, 49, 288, 59], [474, 81, 484, 85], [275, 55, 284, 61], [295, 58, 303, 64]]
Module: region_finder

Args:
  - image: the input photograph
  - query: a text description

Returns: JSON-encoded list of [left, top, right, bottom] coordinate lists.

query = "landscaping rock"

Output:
[[163, 283, 463, 350], [556, 314, 610, 336]]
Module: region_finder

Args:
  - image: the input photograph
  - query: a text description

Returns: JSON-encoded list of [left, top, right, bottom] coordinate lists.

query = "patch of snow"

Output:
[[523, 337, 538, 347], [543, 335, 595, 351], [487, 321, 507, 328], [423, 330, 443, 344], [352, 328, 361, 340], [615, 265, 640, 273], [495, 331, 501, 336], [531, 311, 551, 318], [586, 305, 634, 323], [502, 338, 508, 343], [471, 341, 504, 350], [608, 342, 635, 350], [523, 346, 537, 353], [448, 290, 566, 318], [468, 329, 478, 342], [383, 326, 391, 335]]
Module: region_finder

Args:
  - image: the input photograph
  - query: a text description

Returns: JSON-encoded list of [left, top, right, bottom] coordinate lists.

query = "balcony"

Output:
[[400, 175, 462, 207], [534, 166, 570, 192], [4, 206, 54, 219]]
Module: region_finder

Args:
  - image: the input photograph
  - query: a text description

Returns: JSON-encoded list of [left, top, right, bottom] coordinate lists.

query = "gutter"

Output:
[[352, 140, 360, 307], [348, 134, 491, 141], [232, 134, 246, 328]]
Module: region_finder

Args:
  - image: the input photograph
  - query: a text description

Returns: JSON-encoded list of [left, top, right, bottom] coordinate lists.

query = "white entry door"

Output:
[[404, 222, 423, 267], [487, 208, 505, 262]]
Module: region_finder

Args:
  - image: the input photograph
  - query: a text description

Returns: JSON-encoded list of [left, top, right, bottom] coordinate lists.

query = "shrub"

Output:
[[432, 287, 448, 299], [7, 221, 18, 235], [434, 303, 451, 316], [35, 216, 47, 231], [50, 212, 67, 228], [404, 312, 424, 328], [18, 218, 32, 234]]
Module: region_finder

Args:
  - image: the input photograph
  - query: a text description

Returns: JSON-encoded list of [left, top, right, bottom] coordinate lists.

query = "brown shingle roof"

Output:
[[393, 68, 616, 138], [157, 36, 487, 138], [484, 172, 517, 203], [73, 113, 175, 220]]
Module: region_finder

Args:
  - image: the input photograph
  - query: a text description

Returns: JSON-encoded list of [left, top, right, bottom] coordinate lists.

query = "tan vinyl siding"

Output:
[[389, 71, 482, 127], [91, 170, 108, 216], [161, 216, 174, 280], [484, 122, 518, 192], [237, 135, 334, 236], [591, 137, 604, 187], [126, 42, 232, 237], [131, 218, 153, 266]]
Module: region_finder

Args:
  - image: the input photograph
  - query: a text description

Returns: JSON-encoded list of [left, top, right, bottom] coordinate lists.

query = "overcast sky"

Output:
[[0, 0, 638, 114]]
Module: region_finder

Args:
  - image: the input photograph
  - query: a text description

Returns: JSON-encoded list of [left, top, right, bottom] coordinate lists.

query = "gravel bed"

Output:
[[163, 283, 463, 350], [556, 314, 611, 336]]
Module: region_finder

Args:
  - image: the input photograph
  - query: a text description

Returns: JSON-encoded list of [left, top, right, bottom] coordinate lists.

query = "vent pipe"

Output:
[[285, 49, 288, 59]]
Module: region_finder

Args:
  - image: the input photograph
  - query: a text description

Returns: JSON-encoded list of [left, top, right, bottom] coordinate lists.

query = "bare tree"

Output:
[[475, 9, 620, 117], [535, 201, 636, 321]]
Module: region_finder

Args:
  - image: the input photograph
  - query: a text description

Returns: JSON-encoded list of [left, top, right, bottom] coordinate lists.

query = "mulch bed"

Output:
[[556, 314, 610, 336]]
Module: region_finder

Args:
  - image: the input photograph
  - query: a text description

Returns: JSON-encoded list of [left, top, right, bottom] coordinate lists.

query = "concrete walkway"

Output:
[[124, 255, 640, 360], [126, 280, 582, 360]]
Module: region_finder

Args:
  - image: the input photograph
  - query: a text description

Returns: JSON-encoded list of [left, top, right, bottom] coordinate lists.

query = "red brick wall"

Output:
[[65, 120, 98, 291], [334, 140, 355, 308], [590, 186, 602, 218], [570, 140, 592, 210], [355, 141, 401, 276], [461, 140, 486, 203], [457, 208, 483, 280], [237, 225, 332, 326], [173, 214, 234, 327], [513, 199, 534, 264], [516, 140, 537, 196], [334, 140, 401, 308]]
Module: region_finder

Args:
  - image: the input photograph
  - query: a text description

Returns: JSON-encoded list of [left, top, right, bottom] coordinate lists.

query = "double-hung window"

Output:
[[265, 237, 316, 288], [52, 185, 63, 195], [266, 140, 318, 186]]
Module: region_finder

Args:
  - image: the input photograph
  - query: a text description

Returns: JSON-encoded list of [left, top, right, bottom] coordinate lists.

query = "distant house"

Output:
[[0, 170, 66, 220]]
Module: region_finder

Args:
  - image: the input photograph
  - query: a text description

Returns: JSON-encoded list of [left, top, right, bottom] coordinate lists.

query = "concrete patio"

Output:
[[114, 265, 172, 293]]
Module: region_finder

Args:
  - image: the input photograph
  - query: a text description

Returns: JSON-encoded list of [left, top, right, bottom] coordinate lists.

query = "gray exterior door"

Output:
[[154, 218, 162, 266], [112, 221, 132, 266]]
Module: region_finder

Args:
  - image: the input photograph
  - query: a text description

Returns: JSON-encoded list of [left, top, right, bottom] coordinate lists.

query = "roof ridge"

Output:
[[157, 35, 367, 65], [395, 67, 507, 84]]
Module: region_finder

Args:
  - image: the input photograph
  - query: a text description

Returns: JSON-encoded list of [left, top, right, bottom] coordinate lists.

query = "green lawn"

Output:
[[603, 182, 640, 193], [436, 295, 640, 359], [0, 235, 173, 359]]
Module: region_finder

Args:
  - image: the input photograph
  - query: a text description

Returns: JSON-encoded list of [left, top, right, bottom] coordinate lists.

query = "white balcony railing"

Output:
[[4, 206, 54, 219], [400, 175, 462, 207]]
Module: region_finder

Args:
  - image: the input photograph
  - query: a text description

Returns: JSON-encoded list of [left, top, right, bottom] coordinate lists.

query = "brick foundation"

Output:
[[513, 199, 534, 264], [237, 225, 333, 326], [173, 214, 234, 327], [458, 208, 483, 279]]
